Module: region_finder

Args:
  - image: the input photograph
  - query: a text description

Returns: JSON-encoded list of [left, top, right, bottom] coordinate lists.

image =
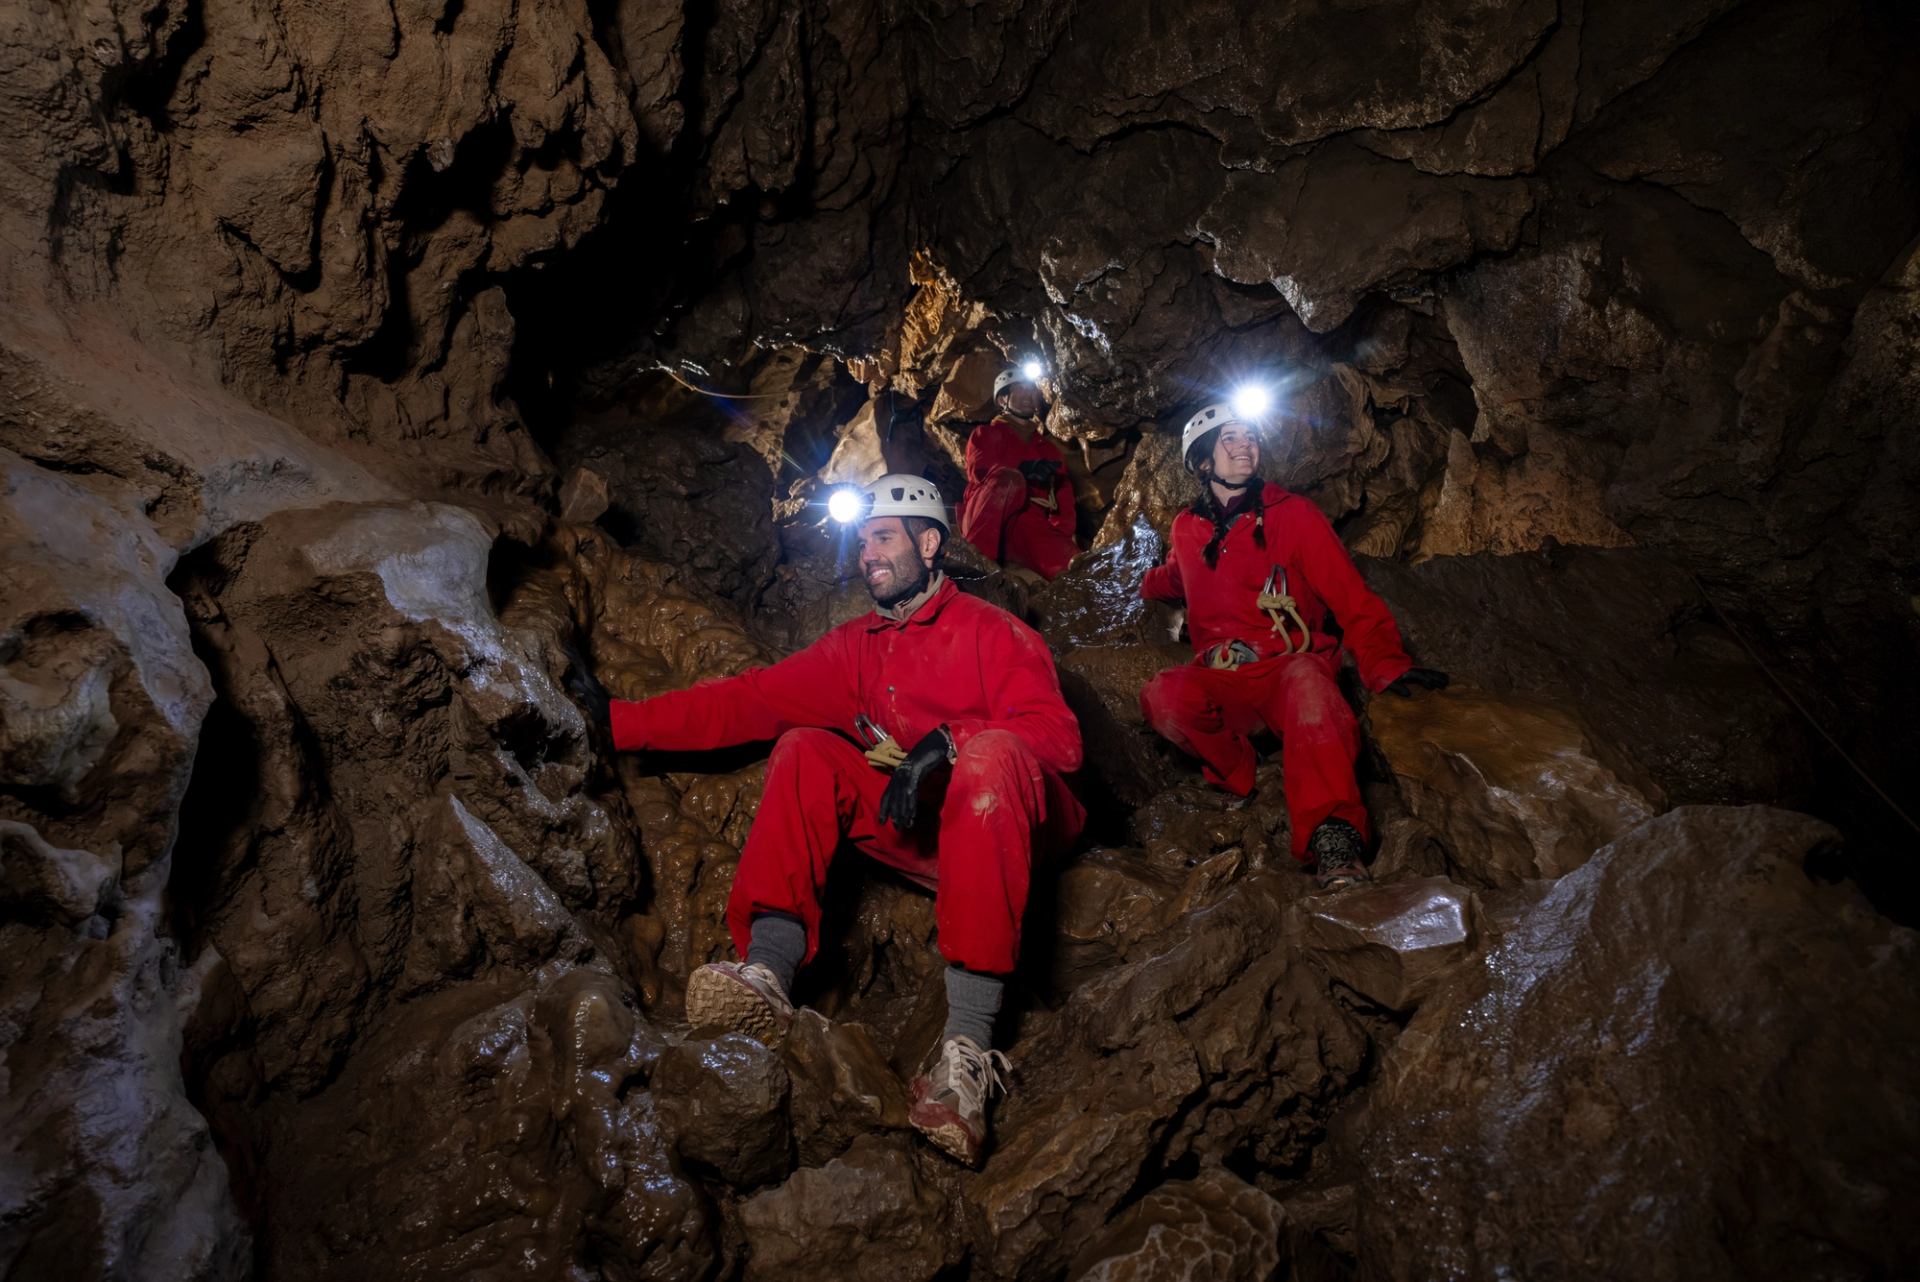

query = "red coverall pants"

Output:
[[1139, 650, 1365, 863], [728, 726, 1063, 975], [963, 469, 1079, 580]]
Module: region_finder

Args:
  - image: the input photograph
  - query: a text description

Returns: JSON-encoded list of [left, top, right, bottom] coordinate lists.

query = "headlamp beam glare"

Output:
[[827, 486, 865, 524], [1022, 358, 1044, 380], [1230, 383, 1274, 421]]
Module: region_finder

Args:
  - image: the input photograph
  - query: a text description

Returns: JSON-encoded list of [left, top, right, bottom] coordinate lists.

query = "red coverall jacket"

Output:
[[1140, 482, 1412, 689], [1138, 482, 1412, 858], [608, 579, 1085, 973], [959, 417, 1079, 578]]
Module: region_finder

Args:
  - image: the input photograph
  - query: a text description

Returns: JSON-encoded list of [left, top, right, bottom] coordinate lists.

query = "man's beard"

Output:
[[866, 547, 932, 608]]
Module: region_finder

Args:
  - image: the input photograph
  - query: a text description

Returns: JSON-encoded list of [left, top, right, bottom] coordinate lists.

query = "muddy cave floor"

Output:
[[130, 492, 1915, 1282]]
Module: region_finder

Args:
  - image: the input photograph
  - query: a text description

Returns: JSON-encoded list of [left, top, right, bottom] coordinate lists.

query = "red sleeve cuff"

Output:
[[608, 699, 647, 752]]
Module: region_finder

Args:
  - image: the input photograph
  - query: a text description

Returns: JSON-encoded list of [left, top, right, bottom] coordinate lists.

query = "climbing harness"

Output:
[[1259, 566, 1313, 654], [1028, 480, 1059, 514], [1204, 639, 1262, 671]]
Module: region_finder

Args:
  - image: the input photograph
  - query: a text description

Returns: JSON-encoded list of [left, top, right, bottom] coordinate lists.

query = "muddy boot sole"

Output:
[[910, 1106, 984, 1167], [685, 967, 789, 1043], [909, 1081, 986, 1167]]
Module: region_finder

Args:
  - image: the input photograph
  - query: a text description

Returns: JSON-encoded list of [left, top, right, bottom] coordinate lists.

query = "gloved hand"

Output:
[[1384, 667, 1450, 698], [560, 640, 611, 732], [1017, 458, 1062, 484], [877, 728, 954, 830]]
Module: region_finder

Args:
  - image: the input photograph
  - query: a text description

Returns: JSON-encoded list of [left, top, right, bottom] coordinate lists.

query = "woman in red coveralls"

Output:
[[1138, 398, 1450, 888], [957, 365, 1081, 580]]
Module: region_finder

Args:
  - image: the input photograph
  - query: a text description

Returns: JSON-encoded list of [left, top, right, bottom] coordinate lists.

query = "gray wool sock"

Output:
[[942, 964, 1005, 1050], [744, 912, 806, 995]]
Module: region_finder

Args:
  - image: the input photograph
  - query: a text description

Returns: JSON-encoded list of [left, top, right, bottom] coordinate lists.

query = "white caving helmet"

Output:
[[862, 473, 951, 536], [993, 364, 1041, 401], [1181, 402, 1247, 473]]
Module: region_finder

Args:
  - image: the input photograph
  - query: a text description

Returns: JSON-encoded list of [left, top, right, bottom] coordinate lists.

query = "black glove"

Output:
[[560, 640, 611, 732], [877, 728, 954, 831], [1385, 667, 1450, 698], [1017, 458, 1062, 484]]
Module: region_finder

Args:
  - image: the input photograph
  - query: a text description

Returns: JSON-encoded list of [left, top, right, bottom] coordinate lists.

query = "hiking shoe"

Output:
[[909, 1035, 1012, 1167], [685, 961, 794, 1042], [1310, 818, 1371, 890]]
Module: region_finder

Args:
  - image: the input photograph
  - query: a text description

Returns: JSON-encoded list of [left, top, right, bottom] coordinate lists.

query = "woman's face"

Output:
[[1001, 383, 1043, 418], [1210, 423, 1260, 486]]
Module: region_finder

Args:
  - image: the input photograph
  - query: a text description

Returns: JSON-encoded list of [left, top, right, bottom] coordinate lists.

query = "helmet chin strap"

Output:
[[1211, 473, 1256, 491]]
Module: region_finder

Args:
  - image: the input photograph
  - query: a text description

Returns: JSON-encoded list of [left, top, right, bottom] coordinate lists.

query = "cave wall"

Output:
[[4, 0, 1919, 1278]]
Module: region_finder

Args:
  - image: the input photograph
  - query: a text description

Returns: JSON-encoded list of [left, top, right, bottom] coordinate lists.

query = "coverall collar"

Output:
[[868, 573, 954, 629]]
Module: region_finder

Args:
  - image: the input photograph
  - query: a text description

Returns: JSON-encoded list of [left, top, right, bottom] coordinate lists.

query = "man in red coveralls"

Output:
[[1138, 399, 1449, 889], [958, 365, 1081, 580], [579, 473, 1084, 1165]]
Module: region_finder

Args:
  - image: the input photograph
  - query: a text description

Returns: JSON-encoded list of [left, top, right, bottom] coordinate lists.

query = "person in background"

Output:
[[958, 365, 1080, 580], [1137, 401, 1449, 889]]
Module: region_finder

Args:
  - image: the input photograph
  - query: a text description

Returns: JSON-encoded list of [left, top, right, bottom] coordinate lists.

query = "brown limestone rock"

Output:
[[556, 408, 779, 609], [1200, 140, 1534, 333], [1363, 547, 1808, 809], [740, 1135, 957, 1282], [172, 500, 622, 1092], [1293, 876, 1480, 1013], [969, 872, 1366, 1278], [1351, 806, 1920, 1281], [783, 1010, 913, 1167], [1366, 687, 1661, 886], [1052, 641, 1191, 809], [654, 1031, 793, 1188], [1068, 1166, 1286, 1282], [264, 970, 710, 1281], [0, 455, 248, 1280], [1048, 840, 1262, 993], [1126, 760, 1294, 876], [969, 1026, 1199, 1281]]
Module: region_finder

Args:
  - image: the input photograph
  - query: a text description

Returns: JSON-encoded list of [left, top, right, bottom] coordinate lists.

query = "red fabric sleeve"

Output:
[[1052, 467, 1079, 534], [944, 612, 1083, 776], [965, 424, 1011, 486], [1289, 503, 1412, 691], [608, 630, 857, 752]]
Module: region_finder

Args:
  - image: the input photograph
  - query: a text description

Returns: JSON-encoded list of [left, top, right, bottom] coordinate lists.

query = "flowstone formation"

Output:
[[4, 0, 1919, 1278]]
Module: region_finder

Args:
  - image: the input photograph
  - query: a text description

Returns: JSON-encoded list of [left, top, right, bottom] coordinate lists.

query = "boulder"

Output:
[[1351, 806, 1920, 1282], [1068, 1166, 1286, 1282], [263, 970, 710, 1281], [1293, 876, 1480, 1013], [654, 1032, 793, 1188], [556, 410, 779, 609], [740, 1136, 955, 1282], [0, 456, 247, 1280], [1365, 687, 1661, 886], [783, 1010, 913, 1167], [1363, 546, 1813, 809]]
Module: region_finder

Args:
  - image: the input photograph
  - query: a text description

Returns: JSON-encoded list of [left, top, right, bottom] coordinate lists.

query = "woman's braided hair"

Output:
[[1186, 434, 1265, 568]]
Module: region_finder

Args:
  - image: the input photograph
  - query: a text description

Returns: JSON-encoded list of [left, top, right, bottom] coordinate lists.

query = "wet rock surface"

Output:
[[1067, 1166, 1285, 1282], [1345, 806, 1920, 1281], [1366, 687, 1661, 886], [3, 0, 1917, 1277], [1293, 876, 1479, 1013], [740, 1136, 956, 1282]]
